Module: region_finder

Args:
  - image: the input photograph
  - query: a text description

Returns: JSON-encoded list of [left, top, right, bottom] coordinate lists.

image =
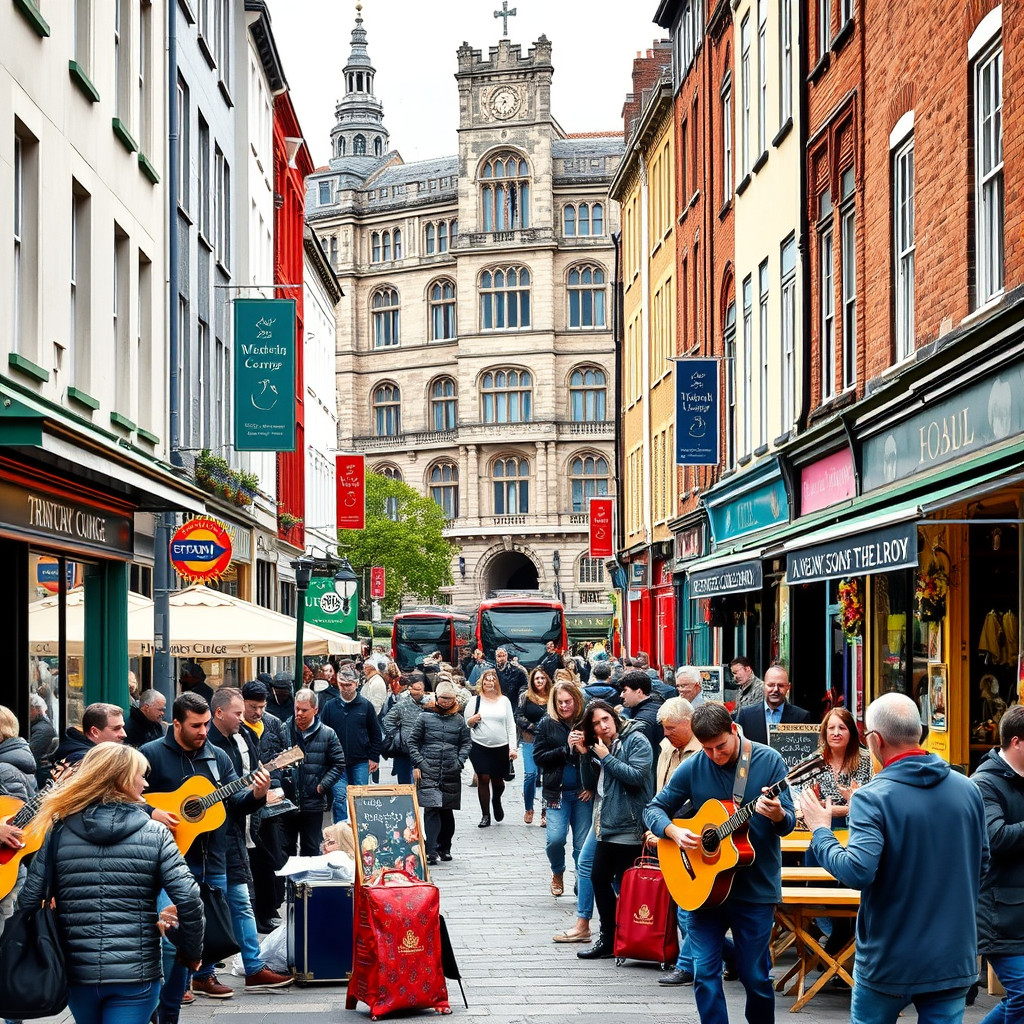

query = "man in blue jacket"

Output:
[[801, 692, 988, 1024], [645, 702, 794, 1024]]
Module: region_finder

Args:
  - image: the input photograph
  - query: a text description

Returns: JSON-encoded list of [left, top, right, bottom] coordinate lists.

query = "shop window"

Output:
[[871, 569, 913, 699]]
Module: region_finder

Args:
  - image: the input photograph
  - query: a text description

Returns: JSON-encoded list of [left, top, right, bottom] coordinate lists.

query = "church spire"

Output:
[[330, 2, 390, 161]]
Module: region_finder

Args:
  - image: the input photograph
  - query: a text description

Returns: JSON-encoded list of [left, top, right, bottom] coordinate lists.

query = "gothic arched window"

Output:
[[354, 134, 366, 156], [480, 151, 530, 231]]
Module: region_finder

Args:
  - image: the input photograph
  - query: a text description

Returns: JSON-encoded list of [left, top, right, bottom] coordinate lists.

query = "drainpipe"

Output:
[[796, 0, 812, 432]]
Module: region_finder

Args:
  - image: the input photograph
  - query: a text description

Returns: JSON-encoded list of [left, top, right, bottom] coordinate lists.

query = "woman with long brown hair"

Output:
[[516, 666, 552, 825], [812, 707, 873, 822], [465, 668, 517, 827], [18, 742, 203, 1024]]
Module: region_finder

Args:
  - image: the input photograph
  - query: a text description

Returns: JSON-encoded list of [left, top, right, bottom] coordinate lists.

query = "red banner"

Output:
[[589, 497, 615, 558], [370, 566, 386, 599], [336, 455, 366, 530]]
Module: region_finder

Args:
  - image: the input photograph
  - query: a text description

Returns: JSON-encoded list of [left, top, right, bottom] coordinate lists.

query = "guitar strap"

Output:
[[732, 726, 753, 806]]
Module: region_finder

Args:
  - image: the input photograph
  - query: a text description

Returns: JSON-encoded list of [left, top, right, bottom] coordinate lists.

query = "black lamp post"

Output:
[[332, 557, 358, 615], [291, 557, 314, 692]]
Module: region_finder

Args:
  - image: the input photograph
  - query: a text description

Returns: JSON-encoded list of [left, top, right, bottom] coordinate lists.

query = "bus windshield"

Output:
[[478, 606, 564, 668], [393, 617, 453, 671]]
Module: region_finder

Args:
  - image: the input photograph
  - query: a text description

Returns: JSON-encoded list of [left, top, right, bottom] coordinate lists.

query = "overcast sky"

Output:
[[267, 1, 667, 167]]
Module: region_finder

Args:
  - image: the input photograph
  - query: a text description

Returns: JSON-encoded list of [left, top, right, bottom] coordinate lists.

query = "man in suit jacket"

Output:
[[735, 665, 812, 745]]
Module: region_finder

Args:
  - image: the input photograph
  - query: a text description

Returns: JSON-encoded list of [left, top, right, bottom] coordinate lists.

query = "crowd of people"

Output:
[[1, 642, 1022, 1024]]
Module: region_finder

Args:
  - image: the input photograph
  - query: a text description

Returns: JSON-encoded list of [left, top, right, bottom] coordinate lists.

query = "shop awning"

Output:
[[28, 589, 154, 657]]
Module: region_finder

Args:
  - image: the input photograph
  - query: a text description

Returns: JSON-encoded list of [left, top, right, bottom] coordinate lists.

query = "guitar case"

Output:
[[613, 855, 680, 969]]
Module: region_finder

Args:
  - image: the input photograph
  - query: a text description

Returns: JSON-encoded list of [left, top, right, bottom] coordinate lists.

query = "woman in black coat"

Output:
[[408, 680, 471, 865]]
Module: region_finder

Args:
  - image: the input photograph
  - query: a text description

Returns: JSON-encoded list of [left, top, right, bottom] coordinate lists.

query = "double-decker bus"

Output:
[[475, 593, 567, 669], [391, 609, 471, 671]]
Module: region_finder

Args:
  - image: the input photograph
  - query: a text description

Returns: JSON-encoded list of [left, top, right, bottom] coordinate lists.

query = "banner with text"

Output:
[[675, 358, 720, 465], [336, 455, 366, 530], [304, 575, 357, 635], [589, 497, 615, 558], [370, 566, 386, 599], [687, 559, 763, 599], [233, 298, 296, 451], [786, 521, 918, 585]]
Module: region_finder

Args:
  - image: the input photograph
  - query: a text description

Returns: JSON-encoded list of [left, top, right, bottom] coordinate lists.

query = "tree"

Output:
[[338, 472, 457, 614]]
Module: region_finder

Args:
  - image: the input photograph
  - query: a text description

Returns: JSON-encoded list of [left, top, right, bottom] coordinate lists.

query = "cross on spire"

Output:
[[494, 0, 517, 37]]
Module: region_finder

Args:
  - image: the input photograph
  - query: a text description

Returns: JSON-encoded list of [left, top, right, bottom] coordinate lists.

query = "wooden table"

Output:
[[781, 866, 836, 884], [774, 885, 859, 1012], [780, 828, 849, 855]]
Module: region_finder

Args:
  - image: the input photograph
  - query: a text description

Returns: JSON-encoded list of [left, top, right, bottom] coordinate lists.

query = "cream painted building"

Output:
[[307, 15, 621, 614]]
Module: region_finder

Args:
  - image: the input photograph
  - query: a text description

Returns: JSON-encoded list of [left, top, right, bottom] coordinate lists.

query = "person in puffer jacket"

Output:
[[18, 741, 203, 1024]]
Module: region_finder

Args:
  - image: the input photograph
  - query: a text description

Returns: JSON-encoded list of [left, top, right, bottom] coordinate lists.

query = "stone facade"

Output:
[[307, 19, 622, 615]]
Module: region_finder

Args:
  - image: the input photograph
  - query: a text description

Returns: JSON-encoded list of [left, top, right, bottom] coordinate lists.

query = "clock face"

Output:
[[489, 86, 522, 120]]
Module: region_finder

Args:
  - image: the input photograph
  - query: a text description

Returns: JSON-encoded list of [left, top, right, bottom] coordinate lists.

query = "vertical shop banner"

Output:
[[589, 497, 615, 558], [336, 455, 366, 530], [370, 566, 386, 599], [675, 358, 720, 465], [305, 575, 357, 636], [233, 298, 297, 451]]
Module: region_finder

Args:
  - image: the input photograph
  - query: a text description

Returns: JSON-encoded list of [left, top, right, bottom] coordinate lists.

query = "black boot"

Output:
[[577, 936, 613, 959], [478, 815, 491, 828]]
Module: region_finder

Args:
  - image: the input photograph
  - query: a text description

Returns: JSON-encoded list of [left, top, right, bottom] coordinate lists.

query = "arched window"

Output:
[[481, 369, 532, 423], [371, 287, 400, 348], [480, 151, 530, 230], [371, 229, 401, 264], [563, 202, 605, 237], [568, 264, 607, 328], [430, 377, 458, 431], [425, 223, 436, 253], [429, 279, 457, 341], [393, 228, 402, 259], [591, 203, 604, 235], [354, 134, 366, 156], [338, 136, 346, 157], [375, 464, 402, 520], [480, 266, 531, 330], [372, 383, 401, 437], [374, 463, 403, 482], [563, 205, 576, 236], [569, 454, 610, 513], [382, 232, 391, 261], [429, 461, 459, 519], [570, 367, 607, 421], [374, 137, 382, 156], [493, 456, 529, 515], [371, 232, 381, 262]]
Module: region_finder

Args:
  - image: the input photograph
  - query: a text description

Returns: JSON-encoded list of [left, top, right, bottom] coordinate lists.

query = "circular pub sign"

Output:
[[169, 518, 233, 583]]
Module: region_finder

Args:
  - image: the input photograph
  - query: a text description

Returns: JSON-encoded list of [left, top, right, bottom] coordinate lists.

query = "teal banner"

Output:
[[304, 575, 358, 636], [233, 298, 296, 451]]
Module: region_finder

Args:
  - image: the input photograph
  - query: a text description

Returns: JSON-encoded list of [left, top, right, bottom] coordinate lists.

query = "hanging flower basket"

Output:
[[836, 577, 864, 643], [915, 560, 949, 622]]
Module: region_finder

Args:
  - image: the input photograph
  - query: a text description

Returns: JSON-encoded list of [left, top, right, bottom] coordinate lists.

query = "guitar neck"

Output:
[[196, 766, 264, 812], [719, 777, 789, 838], [11, 791, 44, 828]]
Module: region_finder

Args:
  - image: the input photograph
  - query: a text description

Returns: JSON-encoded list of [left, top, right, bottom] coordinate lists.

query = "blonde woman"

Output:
[[516, 667, 553, 824], [18, 742, 203, 1024], [465, 668, 517, 827]]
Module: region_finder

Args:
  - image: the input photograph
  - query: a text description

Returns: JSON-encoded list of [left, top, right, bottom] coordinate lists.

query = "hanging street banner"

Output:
[[589, 496, 615, 558], [370, 566, 386, 599], [233, 298, 296, 451], [336, 455, 366, 530], [304, 575, 357, 636], [675, 358, 720, 465], [169, 517, 233, 583]]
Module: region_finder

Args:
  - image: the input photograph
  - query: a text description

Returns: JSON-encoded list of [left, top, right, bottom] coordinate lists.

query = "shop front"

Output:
[[671, 515, 709, 667]]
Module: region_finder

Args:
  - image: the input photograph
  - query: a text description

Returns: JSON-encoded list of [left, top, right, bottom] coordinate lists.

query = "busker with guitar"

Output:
[[644, 702, 795, 1024], [142, 692, 271, 1018]]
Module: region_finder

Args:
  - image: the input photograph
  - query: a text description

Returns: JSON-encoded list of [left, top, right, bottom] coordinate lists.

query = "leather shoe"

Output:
[[427, 853, 440, 865], [192, 975, 233, 999], [577, 938, 613, 960], [256, 916, 282, 934], [439, 851, 453, 861], [659, 968, 694, 986], [478, 815, 491, 828], [244, 967, 292, 990]]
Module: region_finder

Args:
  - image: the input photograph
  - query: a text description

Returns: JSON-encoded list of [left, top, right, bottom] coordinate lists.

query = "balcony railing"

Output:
[[351, 420, 615, 452]]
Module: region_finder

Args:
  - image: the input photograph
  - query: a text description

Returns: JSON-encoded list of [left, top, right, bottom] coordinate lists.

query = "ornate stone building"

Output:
[[307, 12, 622, 614]]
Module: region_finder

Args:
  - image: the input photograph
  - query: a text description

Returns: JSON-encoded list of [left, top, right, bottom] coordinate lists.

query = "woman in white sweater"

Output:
[[465, 669, 518, 827]]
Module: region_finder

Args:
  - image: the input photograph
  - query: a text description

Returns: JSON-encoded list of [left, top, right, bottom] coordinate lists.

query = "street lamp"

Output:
[[332, 557, 358, 614], [552, 550, 561, 577], [290, 556, 315, 692]]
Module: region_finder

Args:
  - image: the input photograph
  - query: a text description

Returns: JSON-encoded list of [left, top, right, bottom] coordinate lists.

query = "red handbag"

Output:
[[613, 855, 680, 968], [346, 869, 450, 1019]]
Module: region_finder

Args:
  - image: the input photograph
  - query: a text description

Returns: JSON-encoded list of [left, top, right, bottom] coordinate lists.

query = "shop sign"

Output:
[[233, 298, 297, 452], [183, 512, 251, 564], [707, 476, 789, 544], [674, 522, 705, 566], [0, 479, 134, 559], [169, 518, 233, 583], [800, 449, 856, 514], [630, 561, 649, 587], [861, 361, 1024, 492], [304, 575, 357, 635], [688, 559, 763, 599], [786, 521, 917, 584], [36, 556, 77, 594], [589, 496, 615, 558], [336, 455, 366, 530], [370, 566, 386, 599], [675, 358, 720, 465]]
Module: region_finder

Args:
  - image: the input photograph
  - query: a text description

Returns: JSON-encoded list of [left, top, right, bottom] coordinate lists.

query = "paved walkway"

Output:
[[39, 767, 1000, 1022]]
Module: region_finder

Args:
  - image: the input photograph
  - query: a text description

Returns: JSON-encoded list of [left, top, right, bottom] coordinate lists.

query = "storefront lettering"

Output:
[[27, 495, 107, 544], [689, 561, 763, 598], [786, 523, 917, 584], [918, 408, 975, 466]]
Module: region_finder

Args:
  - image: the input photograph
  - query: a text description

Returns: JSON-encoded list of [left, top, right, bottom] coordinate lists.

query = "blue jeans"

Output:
[[850, 982, 970, 1024], [332, 760, 370, 823], [68, 980, 160, 1024], [391, 754, 412, 785], [981, 954, 1024, 1024], [574, 822, 597, 920], [521, 742, 538, 812], [194, 874, 264, 979], [544, 790, 592, 875], [674, 907, 737, 974], [689, 901, 776, 1024]]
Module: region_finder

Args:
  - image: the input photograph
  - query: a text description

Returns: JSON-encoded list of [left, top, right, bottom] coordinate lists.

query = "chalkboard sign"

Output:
[[347, 785, 429, 885], [696, 666, 724, 702], [769, 724, 822, 773]]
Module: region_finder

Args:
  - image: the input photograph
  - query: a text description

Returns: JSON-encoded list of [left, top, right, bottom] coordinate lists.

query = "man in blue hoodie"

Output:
[[801, 692, 988, 1024]]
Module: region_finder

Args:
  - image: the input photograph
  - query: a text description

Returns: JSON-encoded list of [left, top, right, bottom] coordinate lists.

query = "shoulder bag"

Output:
[[0, 826, 68, 1019]]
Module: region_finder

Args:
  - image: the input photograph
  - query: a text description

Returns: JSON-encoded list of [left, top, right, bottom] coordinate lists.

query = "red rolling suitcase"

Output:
[[346, 870, 450, 1019], [613, 855, 680, 968]]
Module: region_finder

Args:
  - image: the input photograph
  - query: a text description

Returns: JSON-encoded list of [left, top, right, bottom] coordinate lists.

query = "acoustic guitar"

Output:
[[146, 745, 304, 855], [0, 762, 80, 900], [657, 753, 827, 911]]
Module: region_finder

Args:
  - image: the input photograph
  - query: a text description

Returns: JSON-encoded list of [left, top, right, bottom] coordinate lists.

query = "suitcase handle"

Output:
[[371, 868, 418, 888], [632, 854, 662, 871]]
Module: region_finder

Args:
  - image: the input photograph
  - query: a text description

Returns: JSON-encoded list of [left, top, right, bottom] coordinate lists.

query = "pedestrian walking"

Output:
[[516, 666, 551, 825], [464, 669, 517, 827], [382, 676, 430, 785], [800, 692, 988, 1024]]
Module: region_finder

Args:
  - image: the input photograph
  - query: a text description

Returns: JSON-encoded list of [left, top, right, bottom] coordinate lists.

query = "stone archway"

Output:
[[484, 549, 539, 595]]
